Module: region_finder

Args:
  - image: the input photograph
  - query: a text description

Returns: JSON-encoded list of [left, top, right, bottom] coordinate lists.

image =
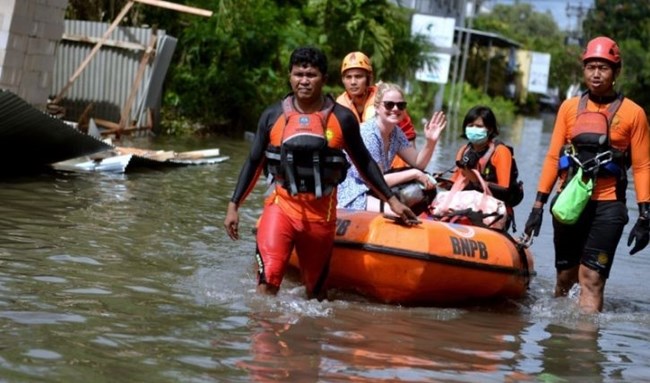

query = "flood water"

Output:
[[1, 114, 650, 382]]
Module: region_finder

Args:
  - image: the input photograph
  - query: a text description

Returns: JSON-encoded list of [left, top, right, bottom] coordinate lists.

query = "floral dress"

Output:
[[337, 116, 411, 209]]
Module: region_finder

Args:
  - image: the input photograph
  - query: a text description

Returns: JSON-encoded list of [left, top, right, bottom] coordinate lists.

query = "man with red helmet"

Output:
[[524, 36, 650, 313], [337, 51, 417, 168]]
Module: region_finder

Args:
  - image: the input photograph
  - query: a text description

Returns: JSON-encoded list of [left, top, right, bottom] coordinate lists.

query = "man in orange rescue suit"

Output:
[[337, 51, 416, 168], [224, 46, 419, 299], [524, 36, 650, 313]]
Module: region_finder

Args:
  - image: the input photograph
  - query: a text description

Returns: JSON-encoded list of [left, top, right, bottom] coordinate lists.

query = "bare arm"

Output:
[[384, 168, 435, 190], [398, 110, 447, 169]]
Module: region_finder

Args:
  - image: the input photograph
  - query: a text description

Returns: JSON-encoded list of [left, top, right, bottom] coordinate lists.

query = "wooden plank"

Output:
[[77, 103, 94, 134], [115, 146, 176, 161], [118, 31, 158, 132], [145, 108, 153, 130], [175, 148, 221, 159], [94, 118, 121, 131], [51, 0, 211, 122], [133, 0, 213, 17]]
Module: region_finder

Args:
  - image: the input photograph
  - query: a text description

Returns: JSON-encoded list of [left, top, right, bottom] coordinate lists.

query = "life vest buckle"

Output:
[[558, 144, 576, 171], [573, 150, 613, 174], [562, 144, 576, 157]]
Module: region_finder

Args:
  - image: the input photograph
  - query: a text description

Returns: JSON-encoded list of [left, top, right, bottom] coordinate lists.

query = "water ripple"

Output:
[[0, 311, 86, 324]]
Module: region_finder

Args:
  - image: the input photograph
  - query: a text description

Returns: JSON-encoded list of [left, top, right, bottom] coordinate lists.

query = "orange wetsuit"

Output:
[[230, 94, 394, 294]]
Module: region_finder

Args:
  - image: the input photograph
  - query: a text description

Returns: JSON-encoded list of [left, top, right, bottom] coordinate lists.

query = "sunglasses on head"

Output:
[[382, 101, 407, 111]]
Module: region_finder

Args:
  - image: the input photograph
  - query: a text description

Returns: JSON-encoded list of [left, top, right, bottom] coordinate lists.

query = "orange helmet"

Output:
[[582, 36, 621, 65], [340, 52, 373, 75]]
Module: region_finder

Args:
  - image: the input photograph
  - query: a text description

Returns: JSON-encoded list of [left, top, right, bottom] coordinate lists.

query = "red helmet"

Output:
[[582, 36, 621, 65], [340, 52, 373, 75]]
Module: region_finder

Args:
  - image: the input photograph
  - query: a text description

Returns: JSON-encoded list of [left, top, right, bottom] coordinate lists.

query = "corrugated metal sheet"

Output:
[[51, 20, 176, 134], [0, 90, 112, 173], [136, 35, 177, 129], [0, 88, 227, 176]]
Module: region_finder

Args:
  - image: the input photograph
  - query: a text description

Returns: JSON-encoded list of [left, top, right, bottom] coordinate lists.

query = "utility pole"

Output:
[[565, 0, 587, 44], [447, 0, 466, 120]]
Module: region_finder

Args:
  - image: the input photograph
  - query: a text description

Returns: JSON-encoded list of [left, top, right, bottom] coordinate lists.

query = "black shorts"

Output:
[[552, 199, 629, 278]]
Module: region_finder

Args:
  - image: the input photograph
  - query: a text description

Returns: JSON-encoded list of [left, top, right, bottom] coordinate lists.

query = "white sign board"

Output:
[[527, 52, 551, 94], [411, 14, 455, 84], [411, 14, 456, 48], [415, 53, 451, 84]]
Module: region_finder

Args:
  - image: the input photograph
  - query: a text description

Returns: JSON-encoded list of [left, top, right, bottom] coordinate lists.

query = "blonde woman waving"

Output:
[[338, 82, 447, 213]]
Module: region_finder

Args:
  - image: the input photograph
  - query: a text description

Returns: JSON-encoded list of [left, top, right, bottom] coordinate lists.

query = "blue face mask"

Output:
[[465, 126, 488, 144]]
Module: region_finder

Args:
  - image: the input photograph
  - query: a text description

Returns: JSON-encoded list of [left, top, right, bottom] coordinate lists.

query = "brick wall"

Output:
[[0, 0, 67, 109]]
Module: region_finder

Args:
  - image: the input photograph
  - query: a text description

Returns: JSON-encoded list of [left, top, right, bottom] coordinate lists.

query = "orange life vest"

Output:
[[563, 92, 627, 179], [456, 141, 524, 207], [265, 96, 349, 197], [572, 92, 622, 149]]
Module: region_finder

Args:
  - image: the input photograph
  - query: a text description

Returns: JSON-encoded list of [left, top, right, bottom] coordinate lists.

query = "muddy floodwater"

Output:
[[1, 116, 649, 382]]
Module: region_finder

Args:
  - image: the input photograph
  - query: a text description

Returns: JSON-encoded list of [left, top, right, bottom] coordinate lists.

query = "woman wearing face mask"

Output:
[[448, 105, 523, 229]]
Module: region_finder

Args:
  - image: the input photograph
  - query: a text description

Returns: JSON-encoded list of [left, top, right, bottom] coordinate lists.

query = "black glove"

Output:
[[456, 148, 481, 169], [524, 207, 543, 237], [628, 203, 650, 255]]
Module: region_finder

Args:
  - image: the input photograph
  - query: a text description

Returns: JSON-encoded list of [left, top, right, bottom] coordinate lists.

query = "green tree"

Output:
[[583, 0, 650, 111], [303, 0, 432, 122], [62, 1, 449, 134], [473, 3, 582, 103], [161, 0, 304, 134], [66, 0, 152, 25], [304, 0, 430, 81], [475, 2, 560, 43], [165, 0, 432, 134]]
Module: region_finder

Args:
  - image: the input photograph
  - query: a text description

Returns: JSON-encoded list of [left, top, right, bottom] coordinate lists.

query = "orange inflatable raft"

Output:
[[289, 209, 535, 305]]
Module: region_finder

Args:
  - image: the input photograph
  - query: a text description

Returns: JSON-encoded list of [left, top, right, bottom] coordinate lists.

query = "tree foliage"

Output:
[[65, 0, 433, 134], [583, 0, 650, 111], [475, 3, 561, 44], [473, 3, 583, 102], [304, 0, 430, 83], [161, 0, 293, 134], [64, 1, 650, 131], [66, 0, 151, 25], [73, 1, 598, 132]]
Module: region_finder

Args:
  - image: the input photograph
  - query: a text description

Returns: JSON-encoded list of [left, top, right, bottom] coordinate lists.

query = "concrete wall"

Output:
[[0, 0, 67, 110]]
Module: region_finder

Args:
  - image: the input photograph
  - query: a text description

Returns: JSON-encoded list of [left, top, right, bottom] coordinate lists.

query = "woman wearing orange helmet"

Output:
[[524, 36, 650, 313]]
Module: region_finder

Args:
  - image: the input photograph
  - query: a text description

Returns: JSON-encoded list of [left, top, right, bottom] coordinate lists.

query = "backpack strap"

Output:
[[606, 93, 624, 125], [477, 141, 497, 175]]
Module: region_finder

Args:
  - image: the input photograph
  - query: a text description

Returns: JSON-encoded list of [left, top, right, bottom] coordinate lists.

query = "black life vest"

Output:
[[458, 140, 524, 207], [265, 96, 350, 197]]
